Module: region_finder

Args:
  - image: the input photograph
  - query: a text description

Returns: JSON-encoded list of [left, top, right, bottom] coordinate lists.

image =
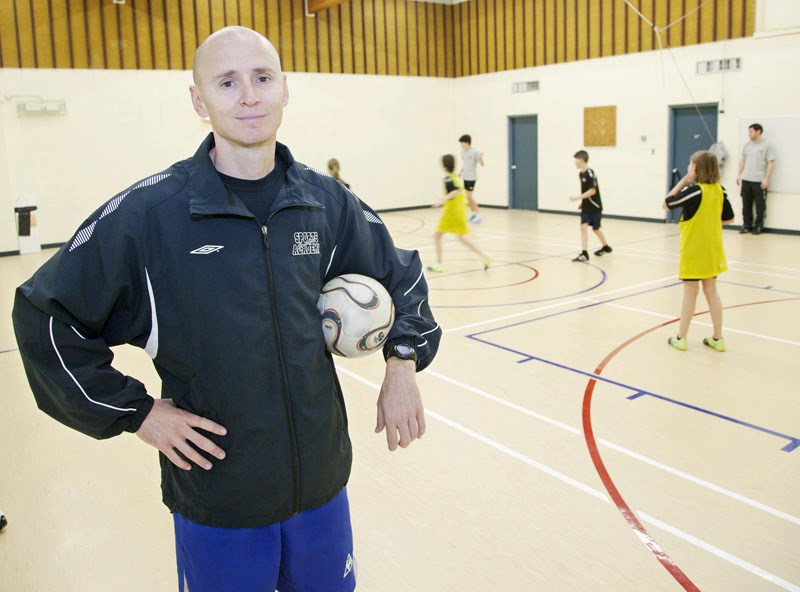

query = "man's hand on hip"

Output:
[[136, 399, 227, 470]]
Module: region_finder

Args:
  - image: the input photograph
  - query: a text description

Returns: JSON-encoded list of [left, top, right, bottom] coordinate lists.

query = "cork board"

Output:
[[584, 106, 617, 146]]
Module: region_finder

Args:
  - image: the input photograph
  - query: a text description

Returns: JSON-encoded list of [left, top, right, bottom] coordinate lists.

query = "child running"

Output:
[[570, 150, 612, 262], [427, 154, 491, 273], [664, 150, 735, 352]]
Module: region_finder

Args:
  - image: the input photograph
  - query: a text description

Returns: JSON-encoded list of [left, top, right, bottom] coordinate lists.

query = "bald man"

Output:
[[13, 26, 440, 592]]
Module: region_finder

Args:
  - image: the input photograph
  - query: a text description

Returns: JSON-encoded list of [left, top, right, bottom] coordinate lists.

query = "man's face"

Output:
[[748, 127, 761, 141], [574, 158, 584, 169], [190, 30, 289, 150], [459, 141, 470, 150]]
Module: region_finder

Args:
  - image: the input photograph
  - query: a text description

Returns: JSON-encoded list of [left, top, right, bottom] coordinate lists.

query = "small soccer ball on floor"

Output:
[[317, 274, 394, 358]]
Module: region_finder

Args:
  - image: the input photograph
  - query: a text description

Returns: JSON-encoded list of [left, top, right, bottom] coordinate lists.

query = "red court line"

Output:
[[581, 297, 799, 591]]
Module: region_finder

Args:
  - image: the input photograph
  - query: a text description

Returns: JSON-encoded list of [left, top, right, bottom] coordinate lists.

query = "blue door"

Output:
[[668, 104, 718, 221], [509, 115, 538, 210]]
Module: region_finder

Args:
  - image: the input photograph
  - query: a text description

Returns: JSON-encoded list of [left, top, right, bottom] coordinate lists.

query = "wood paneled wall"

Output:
[[0, 0, 755, 76], [452, 0, 756, 75]]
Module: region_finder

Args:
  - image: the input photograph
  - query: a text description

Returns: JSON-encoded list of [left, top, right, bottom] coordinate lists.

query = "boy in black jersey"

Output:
[[569, 150, 612, 262]]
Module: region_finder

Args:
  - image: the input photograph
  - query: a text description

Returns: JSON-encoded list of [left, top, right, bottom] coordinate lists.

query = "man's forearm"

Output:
[[765, 160, 775, 182]]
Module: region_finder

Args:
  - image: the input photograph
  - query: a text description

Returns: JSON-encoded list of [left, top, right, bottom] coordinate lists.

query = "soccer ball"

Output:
[[317, 274, 395, 358]]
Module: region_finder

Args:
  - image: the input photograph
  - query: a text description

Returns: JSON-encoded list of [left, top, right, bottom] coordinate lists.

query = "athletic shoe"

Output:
[[572, 251, 589, 262], [482, 255, 492, 270], [0, 513, 7, 531], [594, 245, 613, 256], [426, 263, 444, 273], [668, 336, 687, 351], [703, 337, 726, 352], [752, 227, 762, 235], [739, 227, 750, 234]]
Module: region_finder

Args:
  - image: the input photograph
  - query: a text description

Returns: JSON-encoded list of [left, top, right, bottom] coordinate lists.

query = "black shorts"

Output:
[[580, 210, 602, 230], [463, 180, 476, 191]]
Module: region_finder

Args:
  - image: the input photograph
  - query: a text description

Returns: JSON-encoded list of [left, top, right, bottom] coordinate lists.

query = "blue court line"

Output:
[[465, 282, 800, 453], [469, 335, 800, 453], [626, 391, 800, 452], [719, 279, 800, 297]]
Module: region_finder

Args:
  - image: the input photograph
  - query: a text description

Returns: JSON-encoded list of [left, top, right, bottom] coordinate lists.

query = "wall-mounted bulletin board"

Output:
[[584, 106, 617, 147]]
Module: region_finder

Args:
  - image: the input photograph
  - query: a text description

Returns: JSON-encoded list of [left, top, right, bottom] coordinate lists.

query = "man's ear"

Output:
[[189, 85, 209, 118], [282, 75, 289, 107]]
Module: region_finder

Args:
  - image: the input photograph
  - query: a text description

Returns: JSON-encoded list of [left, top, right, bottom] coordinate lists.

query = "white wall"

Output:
[[453, 31, 800, 230], [1, 27, 798, 253], [0, 70, 454, 252]]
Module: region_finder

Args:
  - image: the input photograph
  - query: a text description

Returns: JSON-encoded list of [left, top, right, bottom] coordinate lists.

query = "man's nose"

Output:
[[240, 82, 260, 106]]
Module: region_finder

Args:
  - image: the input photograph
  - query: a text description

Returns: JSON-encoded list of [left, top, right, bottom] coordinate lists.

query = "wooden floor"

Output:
[[2, 210, 798, 592]]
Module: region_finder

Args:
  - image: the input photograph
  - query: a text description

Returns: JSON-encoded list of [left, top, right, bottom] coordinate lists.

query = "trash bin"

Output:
[[14, 195, 41, 254]]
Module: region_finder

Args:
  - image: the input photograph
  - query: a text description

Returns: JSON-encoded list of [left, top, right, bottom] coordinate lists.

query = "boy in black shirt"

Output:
[[569, 150, 612, 262]]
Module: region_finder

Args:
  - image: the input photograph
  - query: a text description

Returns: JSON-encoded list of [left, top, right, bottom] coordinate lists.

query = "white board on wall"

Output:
[[738, 117, 798, 194]]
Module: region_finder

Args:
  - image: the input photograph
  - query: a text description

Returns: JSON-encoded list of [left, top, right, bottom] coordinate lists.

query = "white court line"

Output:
[[428, 409, 609, 502], [727, 267, 800, 281], [613, 252, 680, 264], [639, 513, 800, 592], [445, 275, 678, 334], [729, 261, 800, 273], [338, 367, 800, 591], [427, 230, 577, 249], [598, 301, 800, 346], [425, 369, 800, 527], [407, 236, 502, 253]]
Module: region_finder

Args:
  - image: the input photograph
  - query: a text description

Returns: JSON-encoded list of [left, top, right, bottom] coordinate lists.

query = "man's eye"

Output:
[[220, 80, 234, 88], [257, 76, 269, 83]]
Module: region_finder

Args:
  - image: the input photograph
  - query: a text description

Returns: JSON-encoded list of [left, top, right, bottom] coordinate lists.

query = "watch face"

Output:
[[395, 344, 414, 356], [390, 344, 417, 363]]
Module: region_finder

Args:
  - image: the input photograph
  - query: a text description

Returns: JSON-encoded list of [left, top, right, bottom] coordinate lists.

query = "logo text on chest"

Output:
[[292, 231, 320, 256]]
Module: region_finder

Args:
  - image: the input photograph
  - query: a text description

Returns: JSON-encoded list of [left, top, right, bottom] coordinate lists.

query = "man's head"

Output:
[[190, 27, 289, 150], [748, 123, 763, 141], [442, 154, 455, 173], [573, 150, 589, 169], [459, 134, 471, 150]]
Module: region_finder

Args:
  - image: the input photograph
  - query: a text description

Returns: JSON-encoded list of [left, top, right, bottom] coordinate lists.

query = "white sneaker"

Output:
[[468, 213, 482, 224]]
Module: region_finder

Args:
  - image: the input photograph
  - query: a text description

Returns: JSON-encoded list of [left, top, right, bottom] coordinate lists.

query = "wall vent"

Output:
[[512, 81, 539, 93], [696, 58, 742, 75]]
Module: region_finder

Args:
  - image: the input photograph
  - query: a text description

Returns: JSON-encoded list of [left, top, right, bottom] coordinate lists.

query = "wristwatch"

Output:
[[385, 343, 418, 365]]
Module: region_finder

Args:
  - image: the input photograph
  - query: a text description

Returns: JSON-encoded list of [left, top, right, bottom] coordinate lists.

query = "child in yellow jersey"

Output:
[[664, 150, 735, 352], [427, 154, 491, 273]]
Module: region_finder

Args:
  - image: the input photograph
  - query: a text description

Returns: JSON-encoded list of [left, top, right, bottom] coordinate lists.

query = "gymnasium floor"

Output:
[[1, 209, 798, 591]]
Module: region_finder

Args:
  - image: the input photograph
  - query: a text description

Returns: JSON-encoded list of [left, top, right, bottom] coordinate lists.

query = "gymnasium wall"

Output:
[[452, 29, 800, 231], [0, 68, 456, 252], [1, 0, 796, 254], [0, 0, 755, 76]]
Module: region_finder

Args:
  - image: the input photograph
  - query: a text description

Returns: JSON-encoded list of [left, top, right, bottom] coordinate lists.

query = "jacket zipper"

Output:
[[260, 224, 302, 514]]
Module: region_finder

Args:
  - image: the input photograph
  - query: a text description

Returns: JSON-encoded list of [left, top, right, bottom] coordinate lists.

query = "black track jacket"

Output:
[[13, 134, 441, 528]]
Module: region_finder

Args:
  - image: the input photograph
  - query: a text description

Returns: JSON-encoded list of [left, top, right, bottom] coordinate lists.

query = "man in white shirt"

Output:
[[736, 123, 775, 235], [459, 134, 485, 223]]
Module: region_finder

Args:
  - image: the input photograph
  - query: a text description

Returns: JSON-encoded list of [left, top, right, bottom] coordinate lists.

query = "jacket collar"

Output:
[[187, 133, 323, 218]]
